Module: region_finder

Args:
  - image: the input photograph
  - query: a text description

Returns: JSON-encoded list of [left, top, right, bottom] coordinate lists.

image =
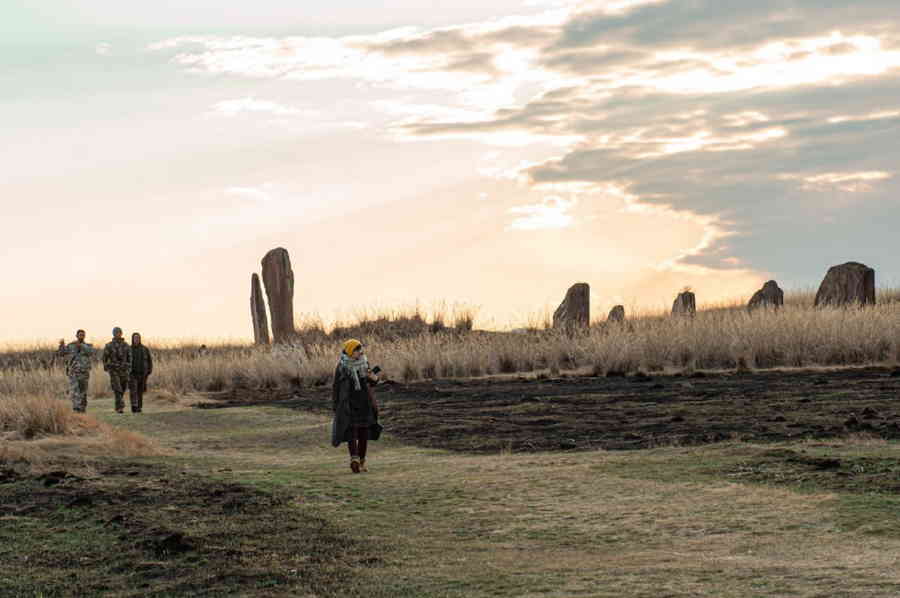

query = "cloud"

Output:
[[779, 171, 893, 193], [148, 7, 571, 116], [95, 42, 111, 56], [210, 97, 303, 117], [828, 110, 900, 124], [553, 0, 900, 52], [151, 0, 900, 284], [508, 195, 576, 230]]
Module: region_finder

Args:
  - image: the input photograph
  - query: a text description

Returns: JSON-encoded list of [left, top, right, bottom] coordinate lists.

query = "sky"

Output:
[[2, 0, 899, 344]]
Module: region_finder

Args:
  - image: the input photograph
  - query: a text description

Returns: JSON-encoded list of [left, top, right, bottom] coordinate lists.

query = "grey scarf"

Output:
[[339, 353, 369, 391]]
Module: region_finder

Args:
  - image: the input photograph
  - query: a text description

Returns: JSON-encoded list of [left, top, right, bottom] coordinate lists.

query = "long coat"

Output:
[[331, 364, 382, 447], [130, 345, 153, 378]]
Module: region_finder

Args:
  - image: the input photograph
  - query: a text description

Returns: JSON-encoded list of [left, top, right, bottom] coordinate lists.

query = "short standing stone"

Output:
[[607, 305, 626, 323], [250, 273, 270, 345], [747, 280, 784, 312], [814, 262, 876, 307], [672, 291, 696, 317], [553, 283, 590, 331], [261, 247, 296, 343]]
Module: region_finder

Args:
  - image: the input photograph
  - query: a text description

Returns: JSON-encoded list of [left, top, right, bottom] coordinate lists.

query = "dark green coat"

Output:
[[131, 345, 153, 377], [331, 364, 381, 447]]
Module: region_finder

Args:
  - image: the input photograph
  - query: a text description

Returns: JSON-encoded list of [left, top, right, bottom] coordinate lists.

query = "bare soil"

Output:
[[202, 366, 900, 453]]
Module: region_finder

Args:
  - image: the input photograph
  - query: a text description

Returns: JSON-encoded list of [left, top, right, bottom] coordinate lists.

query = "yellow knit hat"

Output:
[[342, 339, 362, 356]]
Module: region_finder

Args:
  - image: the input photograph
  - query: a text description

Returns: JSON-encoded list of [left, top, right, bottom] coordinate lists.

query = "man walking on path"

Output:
[[129, 332, 153, 413], [102, 327, 132, 414], [57, 329, 94, 412]]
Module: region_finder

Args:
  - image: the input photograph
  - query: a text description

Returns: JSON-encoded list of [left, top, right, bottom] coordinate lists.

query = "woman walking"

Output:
[[331, 339, 382, 473]]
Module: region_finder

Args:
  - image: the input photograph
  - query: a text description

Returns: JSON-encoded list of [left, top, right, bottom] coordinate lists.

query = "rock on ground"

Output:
[[250, 273, 270, 345], [261, 248, 296, 343], [748, 280, 784, 312], [672, 291, 696, 317], [814, 262, 876, 307], [553, 283, 590, 331], [607, 305, 626, 323]]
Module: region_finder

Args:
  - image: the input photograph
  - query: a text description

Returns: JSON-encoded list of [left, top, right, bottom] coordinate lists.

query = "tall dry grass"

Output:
[[0, 393, 159, 468], [0, 394, 76, 438], [2, 293, 898, 399]]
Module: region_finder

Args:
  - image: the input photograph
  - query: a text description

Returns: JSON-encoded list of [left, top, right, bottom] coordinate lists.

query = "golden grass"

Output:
[[0, 394, 81, 438], [0, 394, 159, 468], [1, 293, 898, 399]]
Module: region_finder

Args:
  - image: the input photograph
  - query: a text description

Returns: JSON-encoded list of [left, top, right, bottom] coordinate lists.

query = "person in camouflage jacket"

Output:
[[129, 332, 153, 413], [102, 327, 132, 413], [57, 329, 95, 412]]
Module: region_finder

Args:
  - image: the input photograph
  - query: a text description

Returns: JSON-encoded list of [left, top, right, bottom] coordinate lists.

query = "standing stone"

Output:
[[552, 283, 590, 331], [747, 280, 784, 312], [250, 273, 270, 345], [607, 305, 626, 323], [814, 262, 876, 307], [261, 248, 296, 343], [672, 291, 696, 317]]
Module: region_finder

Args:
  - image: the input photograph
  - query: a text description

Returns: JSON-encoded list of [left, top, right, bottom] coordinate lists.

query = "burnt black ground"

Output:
[[202, 366, 900, 453]]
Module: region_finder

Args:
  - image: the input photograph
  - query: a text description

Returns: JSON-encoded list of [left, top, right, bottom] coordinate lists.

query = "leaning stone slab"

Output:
[[553, 283, 590, 331]]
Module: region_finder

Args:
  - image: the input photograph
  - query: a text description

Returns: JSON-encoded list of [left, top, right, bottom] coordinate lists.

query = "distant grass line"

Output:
[[1, 292, 898, 399]]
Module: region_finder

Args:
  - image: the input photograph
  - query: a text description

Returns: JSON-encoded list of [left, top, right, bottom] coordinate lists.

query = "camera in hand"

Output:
[[372, 366, 382, 375]]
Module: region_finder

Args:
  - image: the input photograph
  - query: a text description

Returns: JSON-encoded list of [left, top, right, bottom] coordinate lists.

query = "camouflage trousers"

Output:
[[108, 370, 130, 411], [68, 375, 89, 412]]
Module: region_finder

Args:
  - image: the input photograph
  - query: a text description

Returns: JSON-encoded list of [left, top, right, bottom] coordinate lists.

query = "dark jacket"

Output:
[[331, 364, 381, 447], [131, 345, 153, 377]]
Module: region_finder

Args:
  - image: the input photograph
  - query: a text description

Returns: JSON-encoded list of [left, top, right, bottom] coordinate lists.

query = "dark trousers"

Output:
[[347, 425, 369, 459], [129, 375, 148, 412]]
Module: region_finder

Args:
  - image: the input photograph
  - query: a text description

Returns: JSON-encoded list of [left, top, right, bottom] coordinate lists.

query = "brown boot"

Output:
[[350, 457, 360, 474]]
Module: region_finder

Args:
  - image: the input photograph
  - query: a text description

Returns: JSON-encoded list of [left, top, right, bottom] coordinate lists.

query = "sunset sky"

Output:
[[2, 0, 899, 344]]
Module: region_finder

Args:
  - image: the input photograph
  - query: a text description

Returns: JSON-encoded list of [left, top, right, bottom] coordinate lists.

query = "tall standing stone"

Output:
[[747, 280, 784, 312], [672, 291, 696, 317], [607, 305, 626, 323], [552, 283, 590, 331], [814, 262, 876, 307], [261, 248, 296, 343], [250, 273, 270, 345]]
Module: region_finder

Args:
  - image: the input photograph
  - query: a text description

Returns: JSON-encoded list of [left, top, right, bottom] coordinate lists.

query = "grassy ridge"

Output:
[[2, 290, 898, 400]]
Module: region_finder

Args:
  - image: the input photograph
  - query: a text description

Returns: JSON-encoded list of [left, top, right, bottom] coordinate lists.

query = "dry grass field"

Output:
[[3, 289, 900, 596], [2, 289, 899, 401]]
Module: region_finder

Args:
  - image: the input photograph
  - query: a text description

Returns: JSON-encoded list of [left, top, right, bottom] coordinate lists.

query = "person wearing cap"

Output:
[[331, 339, 382, 473], [102, 327, 132, 413], [57, 329, 95, 412]]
